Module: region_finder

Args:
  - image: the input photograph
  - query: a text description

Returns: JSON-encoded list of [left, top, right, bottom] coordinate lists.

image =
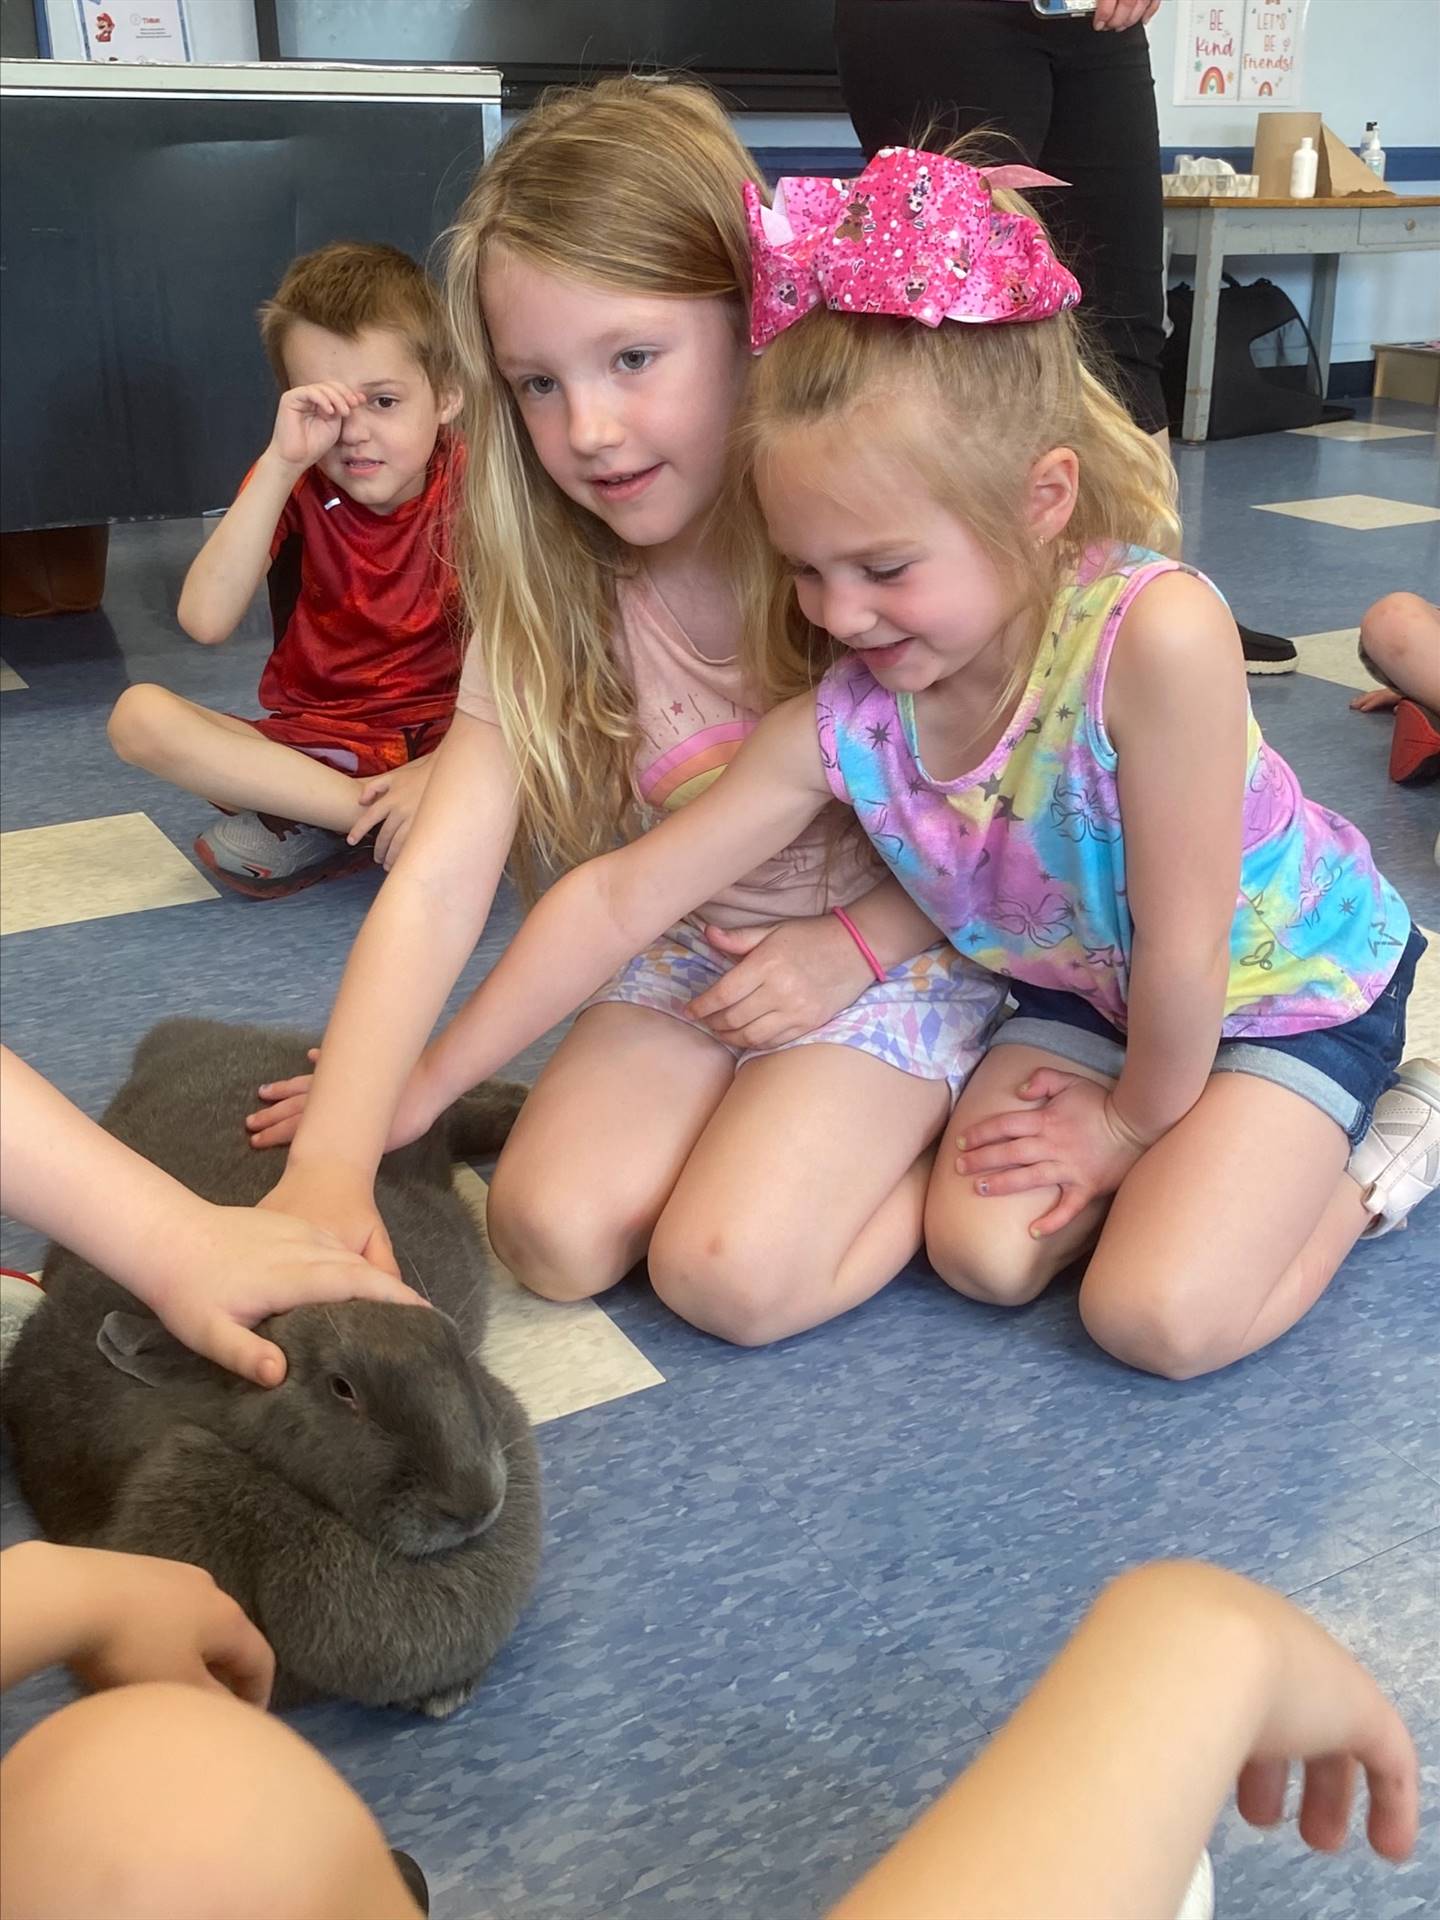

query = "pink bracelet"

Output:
[[832, 906, 887, 984]]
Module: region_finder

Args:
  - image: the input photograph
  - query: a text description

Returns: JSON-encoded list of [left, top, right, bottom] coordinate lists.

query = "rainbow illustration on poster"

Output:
[[1199, 65, 1228, 95], [640, 719, 755, 811]]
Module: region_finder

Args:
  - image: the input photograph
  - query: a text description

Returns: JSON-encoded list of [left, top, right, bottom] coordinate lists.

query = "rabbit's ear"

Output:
[[97, 1311, 209, 1388]]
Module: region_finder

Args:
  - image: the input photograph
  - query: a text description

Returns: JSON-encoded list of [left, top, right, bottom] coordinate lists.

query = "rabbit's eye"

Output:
[[329, 1374, 358, 1406]]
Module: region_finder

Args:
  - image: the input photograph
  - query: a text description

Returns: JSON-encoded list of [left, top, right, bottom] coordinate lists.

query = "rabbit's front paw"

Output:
[[410, 1681, 476, 1720]]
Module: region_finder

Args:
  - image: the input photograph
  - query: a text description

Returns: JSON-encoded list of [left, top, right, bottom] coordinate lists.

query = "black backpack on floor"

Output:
[[1161, 274, 1351, 440]]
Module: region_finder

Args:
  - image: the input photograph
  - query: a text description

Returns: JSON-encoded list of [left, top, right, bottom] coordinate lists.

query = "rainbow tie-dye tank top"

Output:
[[817, 546, 1410, 1036]]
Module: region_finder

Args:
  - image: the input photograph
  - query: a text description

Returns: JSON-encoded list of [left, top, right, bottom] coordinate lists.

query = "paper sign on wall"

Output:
[[1239, 1, 1304, 102], [1175, 2, 1243, 102], [75, 0, 193, 63], [1175, 0, 1307, 105]]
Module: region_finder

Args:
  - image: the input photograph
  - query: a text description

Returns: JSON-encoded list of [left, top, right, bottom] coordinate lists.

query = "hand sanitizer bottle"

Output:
[[1290, 135, 1319, 199], [1360, 122, 1387, 180]]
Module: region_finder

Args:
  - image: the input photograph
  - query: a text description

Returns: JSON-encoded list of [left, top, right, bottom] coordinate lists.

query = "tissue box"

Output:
[[1163, 156, 1259, 199], [1163, 172, 1259, 198]]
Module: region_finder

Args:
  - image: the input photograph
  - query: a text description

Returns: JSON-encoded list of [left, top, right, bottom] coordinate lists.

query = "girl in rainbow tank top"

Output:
[[375, 147, 1436, 1379]]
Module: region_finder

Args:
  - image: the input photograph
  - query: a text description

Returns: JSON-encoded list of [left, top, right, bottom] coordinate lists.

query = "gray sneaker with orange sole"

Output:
[[194, 811, 371, 899]]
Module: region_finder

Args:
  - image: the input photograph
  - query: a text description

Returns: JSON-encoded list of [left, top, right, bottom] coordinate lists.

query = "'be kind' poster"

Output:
[[1175, 1, 1308, 106]]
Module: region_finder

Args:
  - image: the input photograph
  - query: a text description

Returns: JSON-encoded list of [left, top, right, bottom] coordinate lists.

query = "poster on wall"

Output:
[[1174, 0, 1306, 106], [1238, 0, 1304, 102], [1174, 1, 1243, 103], [74, 0, 193, 63]]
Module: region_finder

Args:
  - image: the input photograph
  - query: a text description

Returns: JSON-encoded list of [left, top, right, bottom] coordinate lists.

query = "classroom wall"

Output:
[[1153, 0, 1439, 369], [740, 0, 1440, 373], [1151, 0, 1439, 150], [37, 0, 259, 61]]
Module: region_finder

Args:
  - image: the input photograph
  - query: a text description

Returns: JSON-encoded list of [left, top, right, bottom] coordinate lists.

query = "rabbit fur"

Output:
[[2, 1017, 541, 1718]]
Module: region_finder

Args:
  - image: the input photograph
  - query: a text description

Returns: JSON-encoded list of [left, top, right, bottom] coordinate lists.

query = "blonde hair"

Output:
[[258, 242, 453, 393], [440, 75, 766, 896], [738, 169, 1181, 715]]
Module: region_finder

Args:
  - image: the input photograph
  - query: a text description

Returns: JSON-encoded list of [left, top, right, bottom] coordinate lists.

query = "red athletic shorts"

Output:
[[232, 711, 450, 779]]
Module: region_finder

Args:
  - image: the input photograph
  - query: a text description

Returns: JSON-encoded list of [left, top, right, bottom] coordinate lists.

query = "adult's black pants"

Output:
[[834, 0, 1169, 433]]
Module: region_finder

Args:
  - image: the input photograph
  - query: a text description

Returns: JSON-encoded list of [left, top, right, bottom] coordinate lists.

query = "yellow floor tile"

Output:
[[1253, 494, 1440, 531], [1293, 627, 1372, 692], [0, 813, 217, 936], [1287, 422, 1432, 442], [1404, 927, 1440, 1061], [0, 660, 28, 692], [454, 1167, 664, 1426]]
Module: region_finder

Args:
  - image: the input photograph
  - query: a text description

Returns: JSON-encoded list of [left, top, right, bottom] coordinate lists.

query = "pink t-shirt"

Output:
[[456, 572, 879, 929]]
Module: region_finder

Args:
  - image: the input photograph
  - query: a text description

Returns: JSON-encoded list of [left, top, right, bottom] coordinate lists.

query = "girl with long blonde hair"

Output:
[[250, 82, 1004, 1345], [298, 144, 1433, 1376]]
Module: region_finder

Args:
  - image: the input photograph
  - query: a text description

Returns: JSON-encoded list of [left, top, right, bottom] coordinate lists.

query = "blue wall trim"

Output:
[[752, 144, 1440, 183]]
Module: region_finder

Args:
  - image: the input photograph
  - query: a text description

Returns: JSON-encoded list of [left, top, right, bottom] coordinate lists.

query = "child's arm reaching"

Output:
[[0, 1048, 420, 1386], [828, 1560, 1418, 1920], [177, 382, 364, 645], [256, 708, 523, 1263], [1, 1542, 274, 1705], [386, 693, 835, 1144]]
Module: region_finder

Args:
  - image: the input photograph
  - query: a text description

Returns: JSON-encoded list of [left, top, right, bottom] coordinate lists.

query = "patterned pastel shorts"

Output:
[[584, 918, 1008, 1103]]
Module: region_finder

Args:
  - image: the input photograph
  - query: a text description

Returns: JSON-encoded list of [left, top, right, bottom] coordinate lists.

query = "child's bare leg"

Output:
[[1358, 592, 1440, 707], [1078, 1073, 1363, 1379], [108, 686, 360, 830], [647, 1044, 950, 1345], [487, 1004, 737, 1301], [923, 1044, 1115, 1306], [0, 1683, 422, 1920]]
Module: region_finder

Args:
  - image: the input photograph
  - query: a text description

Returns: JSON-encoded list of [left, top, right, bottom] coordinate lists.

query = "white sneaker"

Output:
[[1175, 1848, 1215, 1920], [1349, 1058, 1440, 1235]]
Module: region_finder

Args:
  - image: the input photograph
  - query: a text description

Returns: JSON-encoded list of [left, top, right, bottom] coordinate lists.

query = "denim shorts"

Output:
[[993, 924, 1426, 1145]]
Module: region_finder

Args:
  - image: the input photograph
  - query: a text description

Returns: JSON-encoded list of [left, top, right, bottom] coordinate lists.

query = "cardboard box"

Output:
[[1252, 113, 1390, 200], [1372, 343, 1440, 408]]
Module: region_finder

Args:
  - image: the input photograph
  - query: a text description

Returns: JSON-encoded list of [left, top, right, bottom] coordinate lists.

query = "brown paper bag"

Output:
[[1252, 112, 1390, 199]]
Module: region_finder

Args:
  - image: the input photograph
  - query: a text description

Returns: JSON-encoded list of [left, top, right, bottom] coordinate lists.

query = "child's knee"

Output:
[[924, 1201, 1058, 1308], [1078, 1269, 1221, 1381], [107, 682, 173, 766], [486, 1162, 634, 1303], [647, 1217, 794, 1347], [3, 1683, 406, 1920], [2, 1687, 236, 1918], [1362, 592, 1432, 678]]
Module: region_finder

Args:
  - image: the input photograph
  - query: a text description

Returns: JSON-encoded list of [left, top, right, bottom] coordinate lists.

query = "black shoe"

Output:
[[391, 1850, 430, 1915], [1238, 623, 1298, 675]]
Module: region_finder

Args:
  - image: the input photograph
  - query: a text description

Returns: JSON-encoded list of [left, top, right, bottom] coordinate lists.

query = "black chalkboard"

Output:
[[0, 91, 489, 530]]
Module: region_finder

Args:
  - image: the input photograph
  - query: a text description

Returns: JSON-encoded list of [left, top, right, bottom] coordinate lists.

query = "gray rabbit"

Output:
[[2, 1017, 542, 1718]]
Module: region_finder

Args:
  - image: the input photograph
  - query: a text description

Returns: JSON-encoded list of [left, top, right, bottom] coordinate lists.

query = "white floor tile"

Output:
[[1287, 422, 1432, 443], [0, 660, 28, 692], [1292, 627, 1372, 693], [1404, 927, 1440, 1061], [1253, 494, 1440, 531], [453, 1166, 664, 1426], [0, 813, 217, 937]]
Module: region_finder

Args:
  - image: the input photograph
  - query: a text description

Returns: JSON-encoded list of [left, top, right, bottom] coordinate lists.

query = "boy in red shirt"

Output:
[[108, 243, 463, 896]]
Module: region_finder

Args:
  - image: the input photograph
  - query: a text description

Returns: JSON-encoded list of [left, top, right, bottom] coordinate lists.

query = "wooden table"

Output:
[[1162, 194, 1440, 441]]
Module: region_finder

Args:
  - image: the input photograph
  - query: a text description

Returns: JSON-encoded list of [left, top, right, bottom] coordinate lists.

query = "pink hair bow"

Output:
[[746, 147, 1081, 352]]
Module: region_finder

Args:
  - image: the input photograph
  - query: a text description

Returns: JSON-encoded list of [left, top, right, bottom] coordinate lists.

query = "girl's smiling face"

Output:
[[757, 431, 1033, 694], [482, 248, 747, 560]]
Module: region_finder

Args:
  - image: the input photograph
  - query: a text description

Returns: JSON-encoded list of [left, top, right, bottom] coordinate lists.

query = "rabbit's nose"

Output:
[[435, 1460, 506, 1534]]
